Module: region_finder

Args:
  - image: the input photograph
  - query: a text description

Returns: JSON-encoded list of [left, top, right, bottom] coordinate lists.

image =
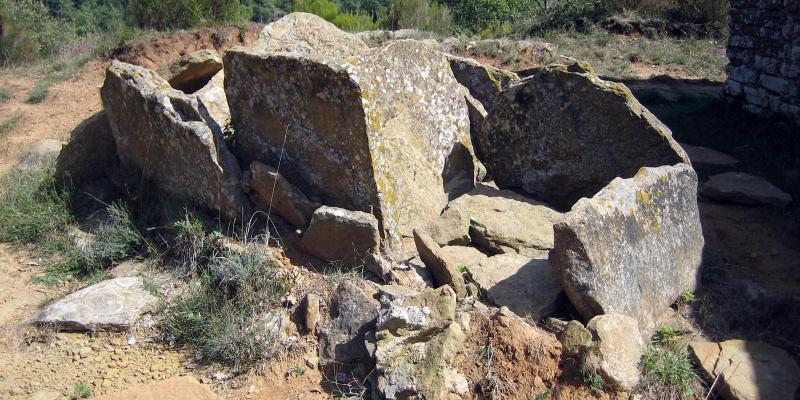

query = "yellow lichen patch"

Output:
[[636, 190, 653, 207]]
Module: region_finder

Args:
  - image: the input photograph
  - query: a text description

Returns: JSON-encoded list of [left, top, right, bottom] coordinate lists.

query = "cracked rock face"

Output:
[[585, 313, 645, 391], [549, 163, 704, 339], [480, 62, 689, 210], [373, 286, 463, 400], [101, 61, 247, 219], [225, 13, 477, 249]]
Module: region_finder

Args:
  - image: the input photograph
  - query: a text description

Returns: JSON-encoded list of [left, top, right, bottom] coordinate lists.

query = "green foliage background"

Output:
[[0, 0, 729, 66]]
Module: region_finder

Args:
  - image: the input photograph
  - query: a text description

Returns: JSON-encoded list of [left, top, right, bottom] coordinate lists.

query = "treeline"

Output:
[[0, 0, 728, 65]]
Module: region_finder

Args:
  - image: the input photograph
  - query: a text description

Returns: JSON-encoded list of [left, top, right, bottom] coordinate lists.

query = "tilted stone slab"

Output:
[[480, 62, 689, 210], [250, 161, 319, 228], [448, 183, 563, 257], [445, 54, 519, 112], [225, 13, 476, 248], [468, 251, 562, 320], [32, 277, 157, 331], [101, 61, 247, 219], [549, 164, 703, 339], [299, 206, 380, 265], [689, 339, 800, 400], [702, 171, 792, 208], [55, 111, 117, 184]]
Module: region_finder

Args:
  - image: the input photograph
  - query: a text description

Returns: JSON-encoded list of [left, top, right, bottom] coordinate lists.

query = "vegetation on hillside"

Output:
[[0, 0, 730, 67]]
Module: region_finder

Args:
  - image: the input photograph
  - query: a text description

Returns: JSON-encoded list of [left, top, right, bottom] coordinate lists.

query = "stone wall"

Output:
[[726, 0, 800, 123]]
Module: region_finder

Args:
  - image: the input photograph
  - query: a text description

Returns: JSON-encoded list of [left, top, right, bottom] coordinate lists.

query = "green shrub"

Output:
[[0, 164, 144, 284], [294, 0, 378, 32], [83, 202, 142, 272], [73, 383, 92, 398], [0, 113, 21, 139], [640, 346, 702, 399], [0, 87, 11, 104], [127, 0, 251, 30], [172, 213, 223, 275], [0, 0, 76, 65], [293, 0, 339, 20], [380, 0, 452, 34], [528, 0, 616, 33], [164, 241, 294, 369], [440, 0, 531, 35], [332, 11, 378, 31], [0, 165, 74, 249]]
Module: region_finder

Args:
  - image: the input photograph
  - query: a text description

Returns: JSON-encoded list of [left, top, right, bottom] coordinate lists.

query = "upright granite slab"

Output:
[[101, 61, 247, 219], [549, 164, 704, 338], [225, 13, 476, 248], [480, 62, 688, 210]]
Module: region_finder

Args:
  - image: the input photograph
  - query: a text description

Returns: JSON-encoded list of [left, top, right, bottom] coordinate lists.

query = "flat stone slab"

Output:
[[448, 183, 563, 256], [702, 172, 792, 208], [679, 143, 738, 171], [690, 340, 800, 400], [467, 251, 562, 319], [32, 277, 157, 331], [95, 376, 219, 399]]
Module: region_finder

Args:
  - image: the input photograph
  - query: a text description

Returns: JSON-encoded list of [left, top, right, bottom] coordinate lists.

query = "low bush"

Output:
[[127, 0, 251, 30], [293, 0, 378, 31], [164, 240, 294, 369], [380, 0, 451, 34], [639, 345, 704, 399], [0, 113, 22, 139], [0, 166, 74, 249], [0, 0, 76, 65], [172, 213, 223, 276], [0, 165, 144, 283], [0, 87, 11, 103]]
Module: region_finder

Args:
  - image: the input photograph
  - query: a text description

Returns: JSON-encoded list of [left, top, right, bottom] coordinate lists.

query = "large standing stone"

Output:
[[467, 251, 562, 319], [249, 161, 319, 228], [299, 206, 380, 265], [31, 277, 157, 331], [690, 340, 800, 400], [585, 313, 645, 391], [225, 13, 476, 248], [413, 228, 467, 299], [480, 62, 688, 210], [448, 183, 563, 256], [701, 172, 792, 208], [101, 61, 247, 219], [373, 286, 464, 400], [162, 49, 223, 93], [550, 164, 703, 339], [55, 111, 117, 184]]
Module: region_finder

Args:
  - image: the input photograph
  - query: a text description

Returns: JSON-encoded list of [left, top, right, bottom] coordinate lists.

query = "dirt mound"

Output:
[[114, 24, 263, 70], [454, 307, 561, 399]]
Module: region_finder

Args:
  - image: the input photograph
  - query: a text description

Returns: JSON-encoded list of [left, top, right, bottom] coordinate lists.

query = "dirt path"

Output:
[[0, 60, 107, 175]]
